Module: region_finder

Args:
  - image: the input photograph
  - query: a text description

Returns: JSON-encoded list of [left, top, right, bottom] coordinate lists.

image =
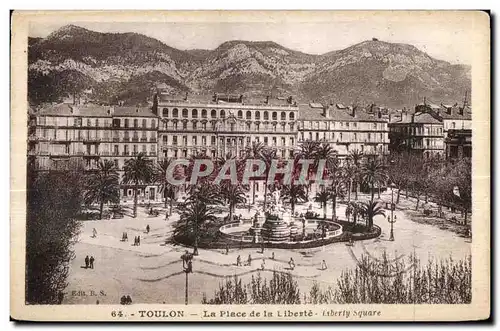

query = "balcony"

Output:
[[112, 137, 120, 142], [123, 137, 131, 142], [122, 152, 130, 156], [132, 137, 139, 142]]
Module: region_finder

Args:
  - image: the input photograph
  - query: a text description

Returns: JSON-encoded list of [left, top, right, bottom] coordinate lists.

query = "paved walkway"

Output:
[[64, 197, 471, 305]]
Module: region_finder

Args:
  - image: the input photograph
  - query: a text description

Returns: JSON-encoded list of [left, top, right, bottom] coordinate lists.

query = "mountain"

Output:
[[28, 25, 471, 108], [299, 40, 471, 107]]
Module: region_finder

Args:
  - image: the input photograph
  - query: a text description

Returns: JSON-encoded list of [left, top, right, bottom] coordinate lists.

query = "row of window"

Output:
[[163, 148, 294, 159], [302, 121, 386, 130], [161, 108, 296, 121], [161, 121, 296, 132], [300, 131, 386, 142], [162, 135, 295, 147], [37, 117, 157, 129]]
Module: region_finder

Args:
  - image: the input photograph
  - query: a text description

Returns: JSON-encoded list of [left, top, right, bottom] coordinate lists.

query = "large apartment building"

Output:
[[297, 103, 390, 157], [155, 92, 299, 160], [388, 103, 472, 159], [28, 91, 394, 203]]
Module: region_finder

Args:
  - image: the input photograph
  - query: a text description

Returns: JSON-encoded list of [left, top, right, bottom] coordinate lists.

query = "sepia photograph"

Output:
[[10, 10, 490, 321]]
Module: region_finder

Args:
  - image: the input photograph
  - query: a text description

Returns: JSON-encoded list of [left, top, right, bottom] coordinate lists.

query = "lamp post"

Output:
[[181, 251, 193, 305], [388, 183, 397, 241]]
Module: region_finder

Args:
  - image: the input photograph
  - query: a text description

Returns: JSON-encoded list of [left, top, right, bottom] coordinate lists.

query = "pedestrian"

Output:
[[126, 295, 132, 305], [146, 225, 150, 234], [92, 228, 97, 238], [260, 242, 264, 253], [261, 259, 266, 270], [236, 255, 242, 266], [133, 236, 136, 246], [289, 257, 295, 270], [225, 244, 229, 255], [247, 254, 252, 266], [124, 232, 128, 241], [321, 259, 328, 270], [120, 295, 127, 305], [271, 252, 275, 260], [85, 255, 89, 269], [89, 256, 95, 269], [137, 235, 141, 246]]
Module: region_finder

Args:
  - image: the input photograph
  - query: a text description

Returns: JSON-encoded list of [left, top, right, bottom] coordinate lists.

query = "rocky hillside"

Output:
[[28, 25, 471, 108], [300, 40, 471, 107]]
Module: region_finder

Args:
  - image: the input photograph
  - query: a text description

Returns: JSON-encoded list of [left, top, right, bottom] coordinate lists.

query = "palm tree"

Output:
[[347, 150, 364, 200], [296, 140, 321, 198], [221, 184, 247, 222], [245, 142, 265, 205], [123, 153, 154, 218], [177, 200, 218, 255], [345, 201, 362, 226], [359, 201, 386, 230], [342, 163, 356, 203], [327, 156, 346, 222], [361, 158, 387, 203], [259, 147, 277, 210], [314, 190, 330, 219], [154, 158, 180, 215], [84, 160, 120, 219], [186, 182, 223, 206], [281, 184, 307, 215], [316, 142, 337, 170]]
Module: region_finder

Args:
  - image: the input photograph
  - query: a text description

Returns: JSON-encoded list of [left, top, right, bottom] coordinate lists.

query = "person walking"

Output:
[[85, 255, 89, 269], [236, 255, 242, 266], [261, 259, 266, 270], [146, 225, 150, 234], [225, 244, 229, 255], [126, 295, 132, 305], [271, 252, 275, 260], [137, 235, 141, 246], [321, 259, 328, 270], [89, 256, 95, 269], [289, 257, 295, 270], [92, 228, 97, 238], [124, 232, 128, 241], [247, 254, 252, 266]]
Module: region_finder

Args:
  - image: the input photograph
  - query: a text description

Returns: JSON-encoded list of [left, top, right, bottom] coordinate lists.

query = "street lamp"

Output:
[[181, 251, 193, 305], [388, 183, 397, 241]]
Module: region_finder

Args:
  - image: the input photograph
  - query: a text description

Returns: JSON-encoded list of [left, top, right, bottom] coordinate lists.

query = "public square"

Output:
[[63, 192, 471, 305]]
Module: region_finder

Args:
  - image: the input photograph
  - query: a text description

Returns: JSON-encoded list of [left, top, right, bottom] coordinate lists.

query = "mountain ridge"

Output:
[[28, 25, 471, 108]]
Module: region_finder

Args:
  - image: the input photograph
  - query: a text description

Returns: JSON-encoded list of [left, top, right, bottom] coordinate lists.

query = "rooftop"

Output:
[[36, 104, 157, 118], [298, 104, 387, 122]]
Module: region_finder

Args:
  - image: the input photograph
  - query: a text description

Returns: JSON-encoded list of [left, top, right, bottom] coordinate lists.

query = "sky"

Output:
[[29, 17, 475, 65]]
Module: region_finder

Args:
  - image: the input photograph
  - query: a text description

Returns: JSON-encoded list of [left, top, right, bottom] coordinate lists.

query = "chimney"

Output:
[[70, 105, 79, 115], [239, 94, 243, 103], [411, 114, 415, 123], [287, 95, 293, 105], [184, 92, 188, 101], [265, 95, 270, 104], [352, 107, 356, 117], [377, 110, 382, 119], [136, 107, 139, 113], [323, 105, 330, 118], [108, 106, 115, 115], [388, 114, 392, 122]]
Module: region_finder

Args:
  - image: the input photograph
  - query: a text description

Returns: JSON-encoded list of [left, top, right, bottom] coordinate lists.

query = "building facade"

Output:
[[297, 103, 390, 157], [29, 92, 396, 204], [155, 92, 299, 160]]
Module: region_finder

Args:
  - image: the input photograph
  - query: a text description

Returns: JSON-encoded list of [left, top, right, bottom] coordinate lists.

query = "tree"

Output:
[[176, 200, 218, 255], [314, 190, 330, 219], [282, 184, 307, 215], [345, 201, 363, 226], [154, 158, 180, 214], [359, 201, 386, 229], [296, 140, 321, 197], [361, 158, 387, 203], [123, 153, 154, 218], [327, 157, 346, 222], [347, 150, 364, 200], [259, 147, 278, 210], [83, 160, 120, 220], [221, 184, 247, 222], [245, 142, 266, 205], [26, 167, 83, 304], [186, 182, 223, 206]]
